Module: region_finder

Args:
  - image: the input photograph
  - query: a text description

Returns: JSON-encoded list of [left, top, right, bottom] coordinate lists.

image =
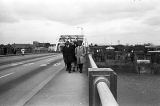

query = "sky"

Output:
[[0, 0, 160, 45]]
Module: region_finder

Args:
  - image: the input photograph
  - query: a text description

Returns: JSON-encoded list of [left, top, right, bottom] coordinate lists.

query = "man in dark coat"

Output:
[[70, 41, 77, 72], [130, 50, 135, 63], [62, 41, 75, 73]]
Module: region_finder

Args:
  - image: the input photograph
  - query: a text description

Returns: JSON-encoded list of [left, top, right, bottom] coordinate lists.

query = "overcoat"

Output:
[[62, 44, 75, 64], [75, 46, 86, 64]]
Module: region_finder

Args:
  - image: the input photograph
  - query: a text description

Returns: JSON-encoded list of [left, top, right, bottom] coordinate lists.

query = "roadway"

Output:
[[0, 53, 56, 66], [0, 53, 64, 106], [24, 65, 89, 106]]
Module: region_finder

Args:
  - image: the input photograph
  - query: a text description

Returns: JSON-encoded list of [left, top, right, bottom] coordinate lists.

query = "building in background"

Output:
[[33, 41, 52, 53], [12, 43, 33, 54]]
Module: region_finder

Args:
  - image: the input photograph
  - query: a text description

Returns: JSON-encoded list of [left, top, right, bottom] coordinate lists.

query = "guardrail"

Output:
[[88, 53, 118, 106], [88, 54, 98, 68]]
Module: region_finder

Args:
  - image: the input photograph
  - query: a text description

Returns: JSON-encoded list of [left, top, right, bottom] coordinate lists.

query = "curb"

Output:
[[14, 67, 65, 106]]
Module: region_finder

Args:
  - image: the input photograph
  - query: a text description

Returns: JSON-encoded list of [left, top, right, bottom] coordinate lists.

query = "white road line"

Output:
[[53, 63, 57, 66], [47, 59, 53, 62], [0, 72, 14, 79], [23, 63, 34, 66], [40, 64, 47, 66], [53, 62, 61, 66], [40, 62, 50, 66], [10, 62, 23, 66]]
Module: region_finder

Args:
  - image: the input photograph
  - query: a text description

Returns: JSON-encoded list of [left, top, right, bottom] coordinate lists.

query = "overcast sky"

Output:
[[0, 0, 160, 45]]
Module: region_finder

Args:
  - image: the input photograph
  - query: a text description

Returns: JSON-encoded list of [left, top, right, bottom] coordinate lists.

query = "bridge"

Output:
[[1, 39, 160, 106], [0, 47, 119, 106]]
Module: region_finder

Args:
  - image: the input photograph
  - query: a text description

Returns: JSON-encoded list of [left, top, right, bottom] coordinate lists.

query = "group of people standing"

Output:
[[61, 40, 86, 73]]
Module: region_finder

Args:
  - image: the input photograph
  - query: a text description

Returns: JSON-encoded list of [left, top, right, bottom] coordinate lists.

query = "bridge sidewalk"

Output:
[[25, 64, 89, 106]]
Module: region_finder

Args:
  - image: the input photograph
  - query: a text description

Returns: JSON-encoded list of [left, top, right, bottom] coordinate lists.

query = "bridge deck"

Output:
[[25, 64, 89, 106]]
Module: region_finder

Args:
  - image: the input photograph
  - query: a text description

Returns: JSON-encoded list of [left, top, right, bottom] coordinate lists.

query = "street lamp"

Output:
[[76, 27, 88, 47]]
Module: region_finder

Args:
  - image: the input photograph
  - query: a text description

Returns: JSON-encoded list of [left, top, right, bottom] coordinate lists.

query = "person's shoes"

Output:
[[69, 71, 71, 73]]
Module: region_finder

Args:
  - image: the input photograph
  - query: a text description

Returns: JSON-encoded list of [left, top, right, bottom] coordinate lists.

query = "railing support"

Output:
[[89, 68, 118, 106], [97, 81, 118, 106]]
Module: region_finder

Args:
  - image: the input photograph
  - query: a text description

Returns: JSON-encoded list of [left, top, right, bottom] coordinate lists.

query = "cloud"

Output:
[[4, 0, 85, 25], [0, 1, 19, 23], [1, 0, 160, 45], [0, 13, 18, 23], [2, 0, 157, 25], [144, 15, 160, 26]]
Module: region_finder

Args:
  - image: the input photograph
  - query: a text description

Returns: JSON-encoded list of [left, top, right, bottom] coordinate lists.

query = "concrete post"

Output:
[[88, 68, 117, 106]]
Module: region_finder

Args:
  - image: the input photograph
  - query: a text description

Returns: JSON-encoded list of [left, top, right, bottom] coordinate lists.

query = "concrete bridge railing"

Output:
[[87, 53, 118, 106]]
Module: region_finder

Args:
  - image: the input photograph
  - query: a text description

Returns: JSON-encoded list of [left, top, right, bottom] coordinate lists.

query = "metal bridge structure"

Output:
[[55, 35, 88, 51]]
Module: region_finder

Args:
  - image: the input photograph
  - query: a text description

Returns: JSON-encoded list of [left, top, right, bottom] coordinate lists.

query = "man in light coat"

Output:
[[75, 41, 86, 73]]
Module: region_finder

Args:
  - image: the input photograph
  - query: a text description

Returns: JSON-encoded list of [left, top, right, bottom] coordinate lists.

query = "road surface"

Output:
[[0, 53, 64, 106]]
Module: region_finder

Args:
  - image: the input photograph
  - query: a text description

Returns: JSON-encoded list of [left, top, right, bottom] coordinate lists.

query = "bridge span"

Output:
[[0, 51, 160, 106], [0, 51, 118, 106]]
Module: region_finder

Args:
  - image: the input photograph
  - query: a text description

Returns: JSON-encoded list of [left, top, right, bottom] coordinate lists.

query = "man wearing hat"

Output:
[[61, 41, 75, 73]]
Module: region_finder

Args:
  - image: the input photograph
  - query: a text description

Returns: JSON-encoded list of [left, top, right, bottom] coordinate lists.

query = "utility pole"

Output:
[[77, 27, 83, 35]]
